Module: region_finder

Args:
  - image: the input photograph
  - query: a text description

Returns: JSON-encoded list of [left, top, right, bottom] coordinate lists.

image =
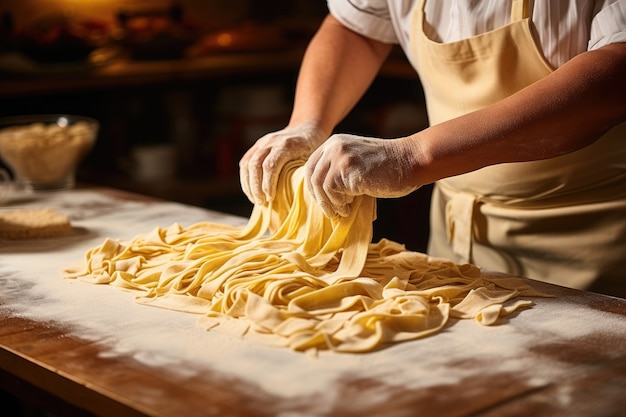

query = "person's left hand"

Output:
[[304, 134, 421, 218]]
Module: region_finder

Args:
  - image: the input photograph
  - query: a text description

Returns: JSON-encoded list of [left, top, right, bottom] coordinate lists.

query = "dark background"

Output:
[[0, 0, 433, 253]]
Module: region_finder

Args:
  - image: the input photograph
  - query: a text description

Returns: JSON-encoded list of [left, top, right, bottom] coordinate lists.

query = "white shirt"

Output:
[[327, 0, 626, 69]]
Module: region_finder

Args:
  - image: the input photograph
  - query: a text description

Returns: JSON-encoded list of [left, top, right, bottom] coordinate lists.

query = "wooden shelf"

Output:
[[0, 46, 416, 98]]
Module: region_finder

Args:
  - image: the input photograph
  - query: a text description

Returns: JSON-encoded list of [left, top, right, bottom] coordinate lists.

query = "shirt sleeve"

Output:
[[589, 0, 626, 49], [326, 0, 399, 43]]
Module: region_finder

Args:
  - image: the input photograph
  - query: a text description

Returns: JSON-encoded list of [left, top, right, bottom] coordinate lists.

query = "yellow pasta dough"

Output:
[[64, 161, 540, 353]]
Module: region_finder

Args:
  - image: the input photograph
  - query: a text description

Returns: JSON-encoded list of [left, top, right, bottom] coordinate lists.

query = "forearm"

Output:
[[407, 43, 626, 185], [288, 14, 393, 137]]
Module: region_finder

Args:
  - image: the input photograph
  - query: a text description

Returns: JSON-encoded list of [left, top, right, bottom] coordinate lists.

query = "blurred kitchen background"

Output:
[[0, 0, 432, 252]]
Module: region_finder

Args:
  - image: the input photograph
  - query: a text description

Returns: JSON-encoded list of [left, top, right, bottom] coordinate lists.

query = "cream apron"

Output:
[[409, 0, 626, 296]]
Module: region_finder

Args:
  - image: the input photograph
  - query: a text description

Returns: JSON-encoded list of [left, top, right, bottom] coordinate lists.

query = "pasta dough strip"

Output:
[[64, 161, 541, 353]]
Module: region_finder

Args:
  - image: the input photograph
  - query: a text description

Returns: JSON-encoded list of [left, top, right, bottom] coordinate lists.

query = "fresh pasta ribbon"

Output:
[[64, 161, 540, 353]]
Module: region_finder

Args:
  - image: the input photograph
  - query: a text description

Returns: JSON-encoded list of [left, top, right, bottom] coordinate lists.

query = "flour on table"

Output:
[[2, 187, 625, 406]]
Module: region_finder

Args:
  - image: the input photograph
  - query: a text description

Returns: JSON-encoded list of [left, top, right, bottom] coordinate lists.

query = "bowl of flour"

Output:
[[0, 114, 98, 191]]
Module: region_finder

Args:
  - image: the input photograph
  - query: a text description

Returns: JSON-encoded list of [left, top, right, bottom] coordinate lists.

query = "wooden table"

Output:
[[1, 187, 625, 417]]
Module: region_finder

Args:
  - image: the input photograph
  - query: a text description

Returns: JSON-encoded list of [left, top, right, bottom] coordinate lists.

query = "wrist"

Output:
[[288, 118, 333, 137], [286, 119, 332, 145], [386, 136, 426, 191]]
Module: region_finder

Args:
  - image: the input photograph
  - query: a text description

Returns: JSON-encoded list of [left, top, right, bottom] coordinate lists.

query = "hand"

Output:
[[239, 122, 328, 205], [304, 134, 421, 218]]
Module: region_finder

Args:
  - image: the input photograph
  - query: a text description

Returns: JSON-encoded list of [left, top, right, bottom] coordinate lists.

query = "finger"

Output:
[[261, 150, 282, 203], [250, 165, 266, 205], [304, 148, 321, 200], [238, 147, 256, 202], [239, 161, 253, 202], [247, 149, 272, 205], [306, 156, 338, 219], [308, 142, 352, 218], [318, 199, 338, 219], [324, 175, 352, 218]]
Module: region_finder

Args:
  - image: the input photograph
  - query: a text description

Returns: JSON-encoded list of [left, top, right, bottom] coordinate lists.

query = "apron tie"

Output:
[[511, 0, 530, 22], [445, 192, 479, 263]]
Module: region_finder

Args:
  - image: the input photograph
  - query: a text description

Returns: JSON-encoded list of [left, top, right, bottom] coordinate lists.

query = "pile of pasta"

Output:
[[64, 161, 539, 353]]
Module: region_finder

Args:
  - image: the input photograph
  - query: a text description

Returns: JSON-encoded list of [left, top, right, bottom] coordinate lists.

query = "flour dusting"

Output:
[[2, 189, 626, 411]]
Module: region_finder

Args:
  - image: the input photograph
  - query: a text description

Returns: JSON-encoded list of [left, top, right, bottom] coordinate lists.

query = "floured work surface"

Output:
[[1, 184, 626, 417]]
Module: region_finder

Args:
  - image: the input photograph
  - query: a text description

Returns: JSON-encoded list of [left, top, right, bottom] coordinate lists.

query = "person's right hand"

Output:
[[239, 122, 328, 205]]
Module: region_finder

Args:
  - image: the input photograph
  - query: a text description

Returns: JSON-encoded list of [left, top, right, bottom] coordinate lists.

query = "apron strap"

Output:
[[511, 0, 531, 22], [445, 192, 479, 263]]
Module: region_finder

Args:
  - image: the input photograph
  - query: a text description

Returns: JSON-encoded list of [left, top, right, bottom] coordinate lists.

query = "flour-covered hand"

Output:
[[304, 134, 421, 218], [239, 122, 328, 205]]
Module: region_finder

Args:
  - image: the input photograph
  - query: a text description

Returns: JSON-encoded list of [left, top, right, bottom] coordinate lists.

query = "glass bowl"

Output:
[[0, 114, 99, 191]]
